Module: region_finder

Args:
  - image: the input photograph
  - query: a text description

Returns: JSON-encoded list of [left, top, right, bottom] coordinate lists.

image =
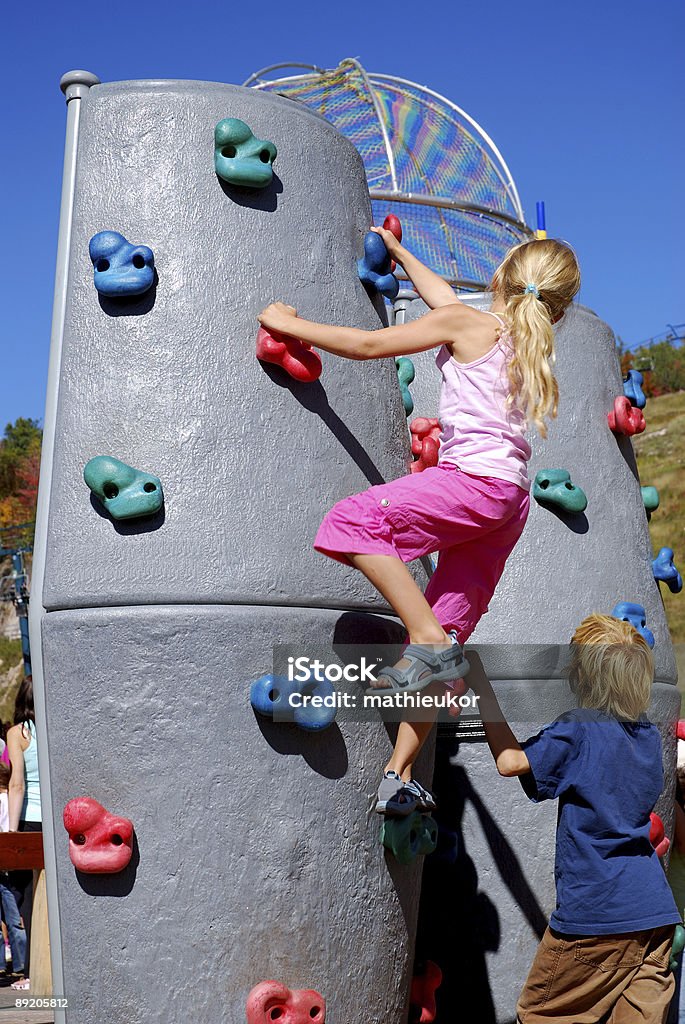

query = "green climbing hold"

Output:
[[533, 469, 588, 514], [641, 486, 660, 516], [84, 456, 164, 521], [214, 118, 277, 189], [395, 356, 415, 417], [670, 923, 685, 971], [381, 812, 437, 864]]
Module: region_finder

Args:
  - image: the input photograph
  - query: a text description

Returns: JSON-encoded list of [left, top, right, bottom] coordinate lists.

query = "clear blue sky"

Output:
[[2, 2, 682, 427]]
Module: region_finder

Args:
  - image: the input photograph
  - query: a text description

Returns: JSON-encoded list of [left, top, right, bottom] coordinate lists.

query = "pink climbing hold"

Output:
[[409, 961, 443, 1023], [677, 720, 685, 741], [410, 418, 441, 474], [649, 812, 670, 859], [63, 797, 134, 874], [246, 981, 326, 1023], [256, 326, 323, 384], [607, 396, 646, 437]]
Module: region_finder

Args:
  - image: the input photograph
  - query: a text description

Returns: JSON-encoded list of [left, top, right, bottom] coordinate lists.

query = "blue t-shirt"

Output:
[[520, 708, 681, 935]]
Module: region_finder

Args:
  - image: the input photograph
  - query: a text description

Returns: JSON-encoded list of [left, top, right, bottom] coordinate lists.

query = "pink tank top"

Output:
[[435, 312, 531, 491]]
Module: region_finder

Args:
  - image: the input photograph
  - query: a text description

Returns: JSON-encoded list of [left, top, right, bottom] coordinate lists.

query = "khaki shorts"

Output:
[[517, 925, 675, 1024]]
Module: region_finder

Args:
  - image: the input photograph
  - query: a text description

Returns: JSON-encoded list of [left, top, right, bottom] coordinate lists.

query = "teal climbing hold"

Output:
[[381, 812, 437, 864], [395, 357, 415, 417], [670, 924, 685, 971], [214, 118, 277, 188], [533, 469, 587, 514], [641, 486, 660, 516], [84, 456, 163, 520]]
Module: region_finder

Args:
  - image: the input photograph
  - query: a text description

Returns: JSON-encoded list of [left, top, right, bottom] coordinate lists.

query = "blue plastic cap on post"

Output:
[[536, 201, 546, 232]]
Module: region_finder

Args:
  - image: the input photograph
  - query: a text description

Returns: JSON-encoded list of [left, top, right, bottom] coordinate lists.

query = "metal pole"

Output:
[[28, 69, 99, 1019], [11, 551, 31, 675]]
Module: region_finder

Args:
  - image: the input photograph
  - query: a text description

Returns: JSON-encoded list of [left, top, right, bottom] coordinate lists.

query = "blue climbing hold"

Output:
[[623, 370, 646, 409], [214, 118, 277, 188], [89, 231, 155, 297], [250, 673, 336, 732], [652, 548, 683, 594], [358, 231, 399, 300], [395, 357, 415, 417], [83, 456, 163, 520], [380, 812, 437, 864], [611, 602, 655, 648]]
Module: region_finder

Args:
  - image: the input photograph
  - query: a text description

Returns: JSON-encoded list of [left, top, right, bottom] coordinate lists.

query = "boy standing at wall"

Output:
[[469, 613, 681, 1023]]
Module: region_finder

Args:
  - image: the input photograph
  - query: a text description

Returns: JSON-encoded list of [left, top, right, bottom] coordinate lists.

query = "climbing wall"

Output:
[[399, 295, 680, 1022], [37, 78, 429, 1023]]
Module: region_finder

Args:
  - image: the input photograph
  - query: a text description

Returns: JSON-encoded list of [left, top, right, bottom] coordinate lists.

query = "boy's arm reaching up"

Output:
[[466, 651, 531, 778], [371, 227, 460, 310]]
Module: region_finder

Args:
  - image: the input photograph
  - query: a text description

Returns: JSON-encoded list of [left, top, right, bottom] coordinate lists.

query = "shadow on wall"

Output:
[[416, 743, 547, 1024]]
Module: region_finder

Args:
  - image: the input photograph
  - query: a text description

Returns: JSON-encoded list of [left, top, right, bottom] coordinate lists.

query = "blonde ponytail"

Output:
[[491, 239, 581, 438]]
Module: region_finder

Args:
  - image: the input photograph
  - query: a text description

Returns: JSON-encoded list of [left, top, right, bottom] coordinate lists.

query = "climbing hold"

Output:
[[395, 357, 415, 416], [653, 547, 683, 594], [649, 813, 670, 859], [383, 214, 403, 272], [533, 469, 588, 514], [250, 673, 336, 732], [410, 418, 441, 474], [677, 721, 685, 741], [383, 214, 402, 243], [63, 797, 134, 874], [214, 118, 276, 188], [671, 925, 685, 971], [623, 369, 646, 409], [256, 326, 322, 384], [611, 602, 655, 648], [246, 981, 326, 1024], [84, 456, 163, 521], [381, 812, 437, 864], [358, 230, 399, 300], [641, 486, 660, 516], [89, 231, 155, 298], [607, 396, 646, 436], [409, 961, 443, 1024]]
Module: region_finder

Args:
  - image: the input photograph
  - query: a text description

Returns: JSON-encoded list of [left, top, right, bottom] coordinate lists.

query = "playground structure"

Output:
[[26, 67, 681, 1023]]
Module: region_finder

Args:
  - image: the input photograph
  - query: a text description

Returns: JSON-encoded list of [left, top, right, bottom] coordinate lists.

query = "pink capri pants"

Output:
[[314, 463, 530, 643]]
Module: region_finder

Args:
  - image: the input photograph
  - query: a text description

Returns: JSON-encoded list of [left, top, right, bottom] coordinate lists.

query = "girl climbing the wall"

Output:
[[258, 234, 580, 816]]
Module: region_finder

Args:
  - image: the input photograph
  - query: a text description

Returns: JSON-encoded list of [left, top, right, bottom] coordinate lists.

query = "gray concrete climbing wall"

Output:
[[37, 79, 429, 1023], [398, 295, 680, 1022]]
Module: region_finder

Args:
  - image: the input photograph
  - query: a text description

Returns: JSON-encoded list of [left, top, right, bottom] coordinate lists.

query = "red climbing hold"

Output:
[[677, 720, 685, 741], [383, 214, 403, 243], [409, 961, 443, 1023], [649, 812, 670, 858], [63, 797, 134, 874], [410, 418, 441, 473], [256, 326, 323, 384], [246, 981, 326, 1024], [607, 396, 646, 436]]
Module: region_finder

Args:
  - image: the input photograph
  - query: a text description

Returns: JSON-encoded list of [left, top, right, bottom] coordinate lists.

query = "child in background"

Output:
[[258, 235, 580, 814], [469, 613, 680, 1023], [0, 763, 26, 979]]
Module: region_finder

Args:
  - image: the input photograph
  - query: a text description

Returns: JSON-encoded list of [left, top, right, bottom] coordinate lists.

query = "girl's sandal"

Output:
[[366, 642, 470, 696], [375, 771, 419, 816], [406, 778, 437, 813]]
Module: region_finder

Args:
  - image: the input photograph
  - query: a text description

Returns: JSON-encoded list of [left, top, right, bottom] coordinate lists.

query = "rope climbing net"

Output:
[[244, 58, 532, 291]]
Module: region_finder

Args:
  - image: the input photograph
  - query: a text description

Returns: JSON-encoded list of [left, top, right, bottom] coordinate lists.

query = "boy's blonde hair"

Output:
[[491, 238, 581, 438], [568, 613, 653, 720]]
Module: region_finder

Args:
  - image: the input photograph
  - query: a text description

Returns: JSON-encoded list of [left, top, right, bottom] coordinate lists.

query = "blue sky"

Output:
[[2, 1, 682, 426]]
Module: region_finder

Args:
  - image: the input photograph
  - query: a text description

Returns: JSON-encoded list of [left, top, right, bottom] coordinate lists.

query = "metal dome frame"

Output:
[[244, 59, 530, 238]]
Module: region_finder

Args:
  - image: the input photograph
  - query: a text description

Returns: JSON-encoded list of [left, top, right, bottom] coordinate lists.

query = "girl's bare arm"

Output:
[[7, 727, 25, 831], [257, 301, 469, 360]]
